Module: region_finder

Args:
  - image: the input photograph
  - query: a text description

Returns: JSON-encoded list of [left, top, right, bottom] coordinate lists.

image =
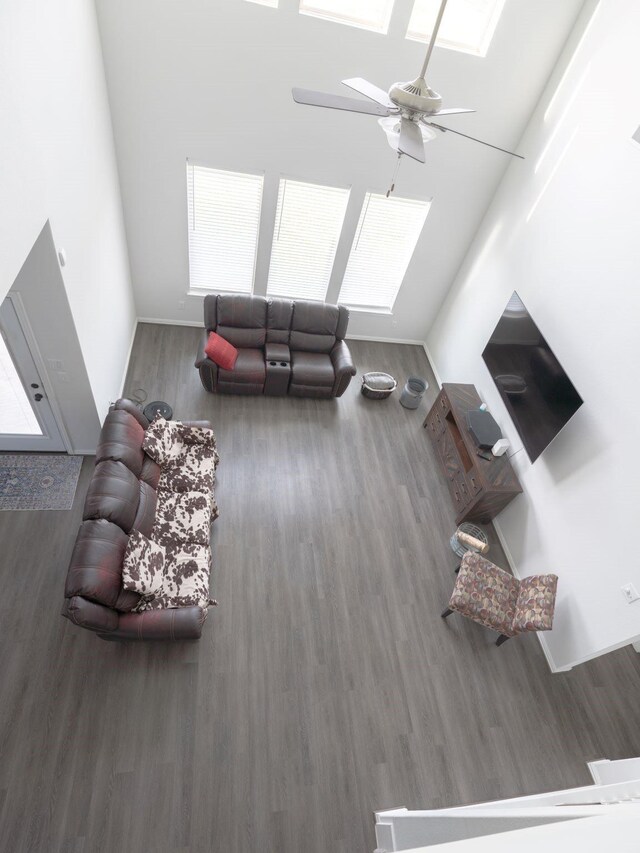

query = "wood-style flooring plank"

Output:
[[0, 323, 639, 852]]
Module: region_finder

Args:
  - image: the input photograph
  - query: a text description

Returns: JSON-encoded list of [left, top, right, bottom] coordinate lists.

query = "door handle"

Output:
[[34, 393, 43, 401]]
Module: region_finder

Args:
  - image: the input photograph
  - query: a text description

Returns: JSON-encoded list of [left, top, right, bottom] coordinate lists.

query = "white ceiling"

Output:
[[94, 0, 585, 341]]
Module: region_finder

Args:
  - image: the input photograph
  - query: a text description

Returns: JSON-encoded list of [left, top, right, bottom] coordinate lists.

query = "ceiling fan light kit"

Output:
[[291, 0, 523, 169], [378, 116, 437, 152]]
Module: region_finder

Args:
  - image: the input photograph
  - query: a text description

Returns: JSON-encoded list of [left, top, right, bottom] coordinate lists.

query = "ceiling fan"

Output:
[[292, 0, 523, 167]]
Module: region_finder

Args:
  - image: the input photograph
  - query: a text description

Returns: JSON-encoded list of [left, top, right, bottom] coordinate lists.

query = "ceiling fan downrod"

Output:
[[419, 0, 449, 80]]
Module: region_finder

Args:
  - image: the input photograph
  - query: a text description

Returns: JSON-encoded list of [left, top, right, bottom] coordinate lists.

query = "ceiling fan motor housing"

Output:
[[388, 77, 442, 116]]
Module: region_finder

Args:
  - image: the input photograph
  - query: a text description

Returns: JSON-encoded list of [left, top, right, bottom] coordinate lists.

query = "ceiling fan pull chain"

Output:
[[386, 153, 403, 198]]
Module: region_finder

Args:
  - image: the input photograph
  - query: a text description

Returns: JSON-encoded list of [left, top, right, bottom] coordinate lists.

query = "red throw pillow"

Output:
[[205, 332, 238, 371]]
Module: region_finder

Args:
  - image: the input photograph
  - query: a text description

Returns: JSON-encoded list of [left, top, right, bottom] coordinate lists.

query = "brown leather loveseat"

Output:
[[194, 294, 356, 398], [61, 400, 215, 640]]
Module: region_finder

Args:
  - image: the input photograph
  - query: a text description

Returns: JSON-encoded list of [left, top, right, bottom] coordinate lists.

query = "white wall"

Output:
[[94, 0, 582, 342], [426, 0, 640, 669], [0, 0, 136, 423]]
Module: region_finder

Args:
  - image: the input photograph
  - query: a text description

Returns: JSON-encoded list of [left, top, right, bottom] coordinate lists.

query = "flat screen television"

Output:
[[482, 292, 583, 462]]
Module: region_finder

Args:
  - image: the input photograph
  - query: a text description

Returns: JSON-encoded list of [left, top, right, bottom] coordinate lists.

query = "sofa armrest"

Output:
[[61, 595, 120, 634], [195, 329, 212, 369], [106, 606, 207, 640], [330, 340, 356, 375], [265, 342, 290, 364], [330, 340, 356, 397], [195, 329, 218, 393]]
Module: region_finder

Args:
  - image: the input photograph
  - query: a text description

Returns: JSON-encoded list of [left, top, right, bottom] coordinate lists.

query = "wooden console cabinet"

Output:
[[424, 383, 522, 524]]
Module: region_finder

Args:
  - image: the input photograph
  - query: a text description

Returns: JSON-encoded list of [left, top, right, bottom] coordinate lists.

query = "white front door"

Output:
[[0, 297, 66, 452]]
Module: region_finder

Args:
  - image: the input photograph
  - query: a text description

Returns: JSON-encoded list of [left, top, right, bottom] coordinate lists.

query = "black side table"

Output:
[[143, 400, 173, 421]]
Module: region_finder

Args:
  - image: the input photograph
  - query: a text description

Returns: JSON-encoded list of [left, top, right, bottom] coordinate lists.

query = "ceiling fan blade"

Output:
[[292, 87, 390, 117], [430, 108, 475, 116], [426, 121, 525, 159], [398, 118, 425, 163], [342, 77, 395, 109]]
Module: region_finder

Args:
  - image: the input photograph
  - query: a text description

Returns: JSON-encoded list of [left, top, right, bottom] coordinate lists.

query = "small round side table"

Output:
[[143, 400, 173, 421]]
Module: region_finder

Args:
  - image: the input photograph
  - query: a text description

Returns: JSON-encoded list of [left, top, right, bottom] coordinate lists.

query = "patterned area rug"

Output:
[[0, 454, 83, 511]]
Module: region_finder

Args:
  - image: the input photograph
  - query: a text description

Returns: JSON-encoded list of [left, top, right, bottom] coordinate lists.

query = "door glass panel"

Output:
[[0, 333, 42, 434]]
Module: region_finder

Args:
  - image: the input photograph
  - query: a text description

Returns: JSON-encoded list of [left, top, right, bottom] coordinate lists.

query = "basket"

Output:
[[361, 372, 397, 400], [450, 523, 489, 558]]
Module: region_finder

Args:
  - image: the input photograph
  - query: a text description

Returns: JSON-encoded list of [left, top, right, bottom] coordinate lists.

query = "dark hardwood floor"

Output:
[[1, 322, 639, 852]]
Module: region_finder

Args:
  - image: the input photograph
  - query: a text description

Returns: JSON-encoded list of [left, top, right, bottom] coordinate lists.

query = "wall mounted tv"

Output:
[[482, 292, 583, 463]]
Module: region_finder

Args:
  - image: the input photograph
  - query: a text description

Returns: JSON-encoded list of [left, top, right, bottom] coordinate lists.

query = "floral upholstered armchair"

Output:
[[441, 551, 558, 646]]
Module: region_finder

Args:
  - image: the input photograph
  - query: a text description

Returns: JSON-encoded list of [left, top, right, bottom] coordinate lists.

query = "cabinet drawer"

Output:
[[447, 477, 468, 510], [427, 409, 445, 438], [468, 472, 482, 496], [456, 474, 472, 506], [425, 410, 440, 438]]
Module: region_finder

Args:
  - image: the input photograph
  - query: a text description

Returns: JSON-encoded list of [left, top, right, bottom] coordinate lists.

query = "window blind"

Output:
[[338, 193, 430, 311], [299, 0, 395, 35], [406, 0, 506, 56], [266, 178, 350, 301], [186, 162, 263, 294]]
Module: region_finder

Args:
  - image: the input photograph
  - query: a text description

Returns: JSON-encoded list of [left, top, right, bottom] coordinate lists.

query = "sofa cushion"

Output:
[[131, 480, 158, 537], [111, 398, 150, 429], [290, 300, 339, 353], [218, 347, 265, 387], [82, 460, 140, 533], [205, 331, 238, 371], [266, 297, 294, 343], [291, 351, 335, 387], [140, 455, 161, 490], [158, 425, 219, 496], [152, 491, 214, 548], [216, 294, 267, 348], [217, 293, 267, 327], [65, 519, 140, 611], [122, 529, 165, 597], [142, 416, 180, 466], [95, 409, 146, 477], [136, 542, 211, 611]]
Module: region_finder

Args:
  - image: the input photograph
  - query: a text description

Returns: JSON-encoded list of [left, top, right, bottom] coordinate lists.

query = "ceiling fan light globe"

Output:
[[378, 116, 436, 151]]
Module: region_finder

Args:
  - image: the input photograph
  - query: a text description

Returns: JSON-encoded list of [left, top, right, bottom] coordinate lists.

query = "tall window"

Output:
[[186, 162, 263, 294], [299, 0, 395, 35], [406, 0, 506, 57], [338, 193, 431, 311], [266, 178, 350, 301]]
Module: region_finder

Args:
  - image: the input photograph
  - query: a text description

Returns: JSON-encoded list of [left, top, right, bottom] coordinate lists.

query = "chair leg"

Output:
[[441, 607, 453, 618], [496, 634, 511, 646]]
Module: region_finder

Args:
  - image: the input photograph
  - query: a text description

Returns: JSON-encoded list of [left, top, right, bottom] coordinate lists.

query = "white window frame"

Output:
[[186, 160, 264, 297], [266, 175, 351, 302], [299, 0, 395, 35], [406, 0, 506, 58], [337, 191, 432, 313]]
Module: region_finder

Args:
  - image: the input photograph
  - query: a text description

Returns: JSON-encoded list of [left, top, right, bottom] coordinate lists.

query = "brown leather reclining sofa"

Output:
[[61, 399, 213, 640], [194, 294, 356, 398]]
